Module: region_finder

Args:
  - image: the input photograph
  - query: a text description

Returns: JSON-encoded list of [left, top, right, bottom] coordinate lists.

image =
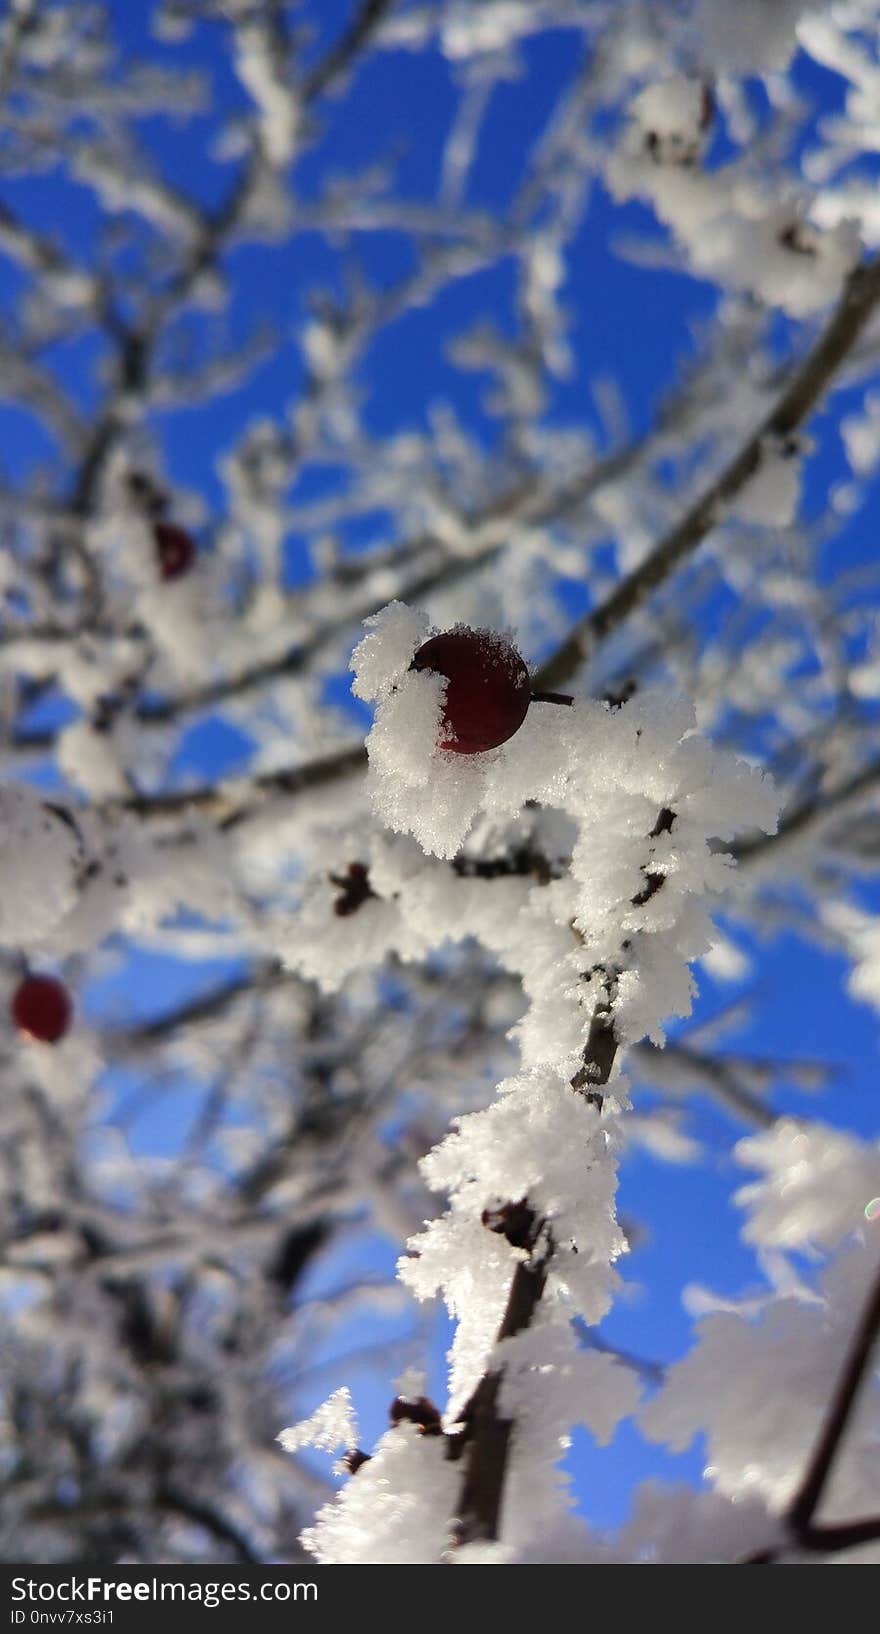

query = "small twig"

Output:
[[302, 0, 394, 101], [158, 1483, 260, 1564], [103, 960, 288, 1049], [452, 846, 562, 884], [733, 753, 880, 866], [788, 1254, 880, 1539], [534, 253, 880, 690], [576, 1325, 666, 1386], [743, 1254, 880, 1563], [647, 1042, 779, 1128]]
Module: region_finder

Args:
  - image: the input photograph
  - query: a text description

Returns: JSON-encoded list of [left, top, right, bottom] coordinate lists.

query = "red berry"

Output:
[[11, 974, 72, 1044], [154, 521, 196, 581], [410, 628, 531, 754]]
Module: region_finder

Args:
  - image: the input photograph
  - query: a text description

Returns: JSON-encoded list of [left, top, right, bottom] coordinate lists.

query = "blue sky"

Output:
[[4, 6, 880, 1543]]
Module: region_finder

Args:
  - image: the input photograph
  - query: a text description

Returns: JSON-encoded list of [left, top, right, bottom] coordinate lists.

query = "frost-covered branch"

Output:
[[536, 252, 880, 690]]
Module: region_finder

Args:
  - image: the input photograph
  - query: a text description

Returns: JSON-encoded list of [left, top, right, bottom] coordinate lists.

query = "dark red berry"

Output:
[[11, 974, 72, 1044], [410, 628, 531, 754], [154, 521, 196, 581]]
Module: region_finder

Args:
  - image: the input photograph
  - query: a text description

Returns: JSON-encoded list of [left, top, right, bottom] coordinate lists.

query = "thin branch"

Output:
[[743, 1253, 880, 1563], [157, 1483, 261, 1564], [0, 0, 38, 106], [788, 1254, 880, 1539], [124, 679, 880, 844], [733, 754, 880, 866], [105, 960, 287, 1049], [794, 1515, 880, 1554], [577, 1326, 666, 1386], [109, 742, 368, 824], [534, 253, 880, 691], [644, 1041, 779, 1128], [302, 0, 395, 102]]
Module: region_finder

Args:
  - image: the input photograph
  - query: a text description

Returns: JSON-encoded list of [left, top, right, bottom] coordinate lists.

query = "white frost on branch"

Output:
[[301, 1423, 460, 1565], [278, 1387, 358, 1460], [824, 900, 880, 1013], [0, 784, 82, 945], [732, 436, 806, 529], [735, 1118, 880, 1250], [293, 600, 781, 1562], [695, 0, 819, 74], [641, 1244, 879, 1519]]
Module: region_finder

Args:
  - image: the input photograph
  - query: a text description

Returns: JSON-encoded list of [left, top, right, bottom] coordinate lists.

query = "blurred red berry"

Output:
[[411, 627, 531, 754], [11, 974, 72, 1044], [154, 521, 196, 581]]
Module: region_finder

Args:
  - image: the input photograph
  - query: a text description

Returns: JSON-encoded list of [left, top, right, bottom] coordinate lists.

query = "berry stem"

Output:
[[530, 689, 574, 706]]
